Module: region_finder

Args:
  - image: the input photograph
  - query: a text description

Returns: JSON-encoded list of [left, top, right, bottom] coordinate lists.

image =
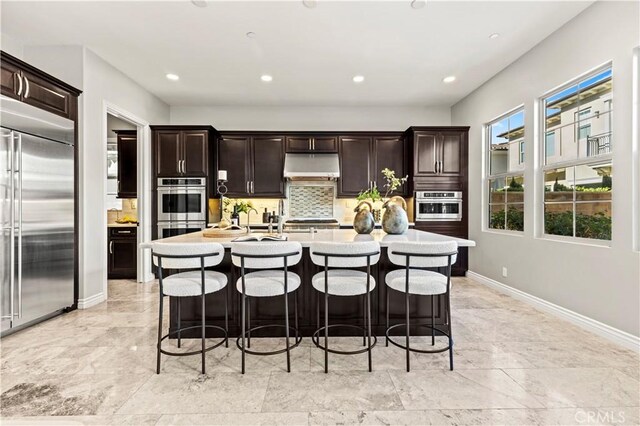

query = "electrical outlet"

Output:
[[502, 267, 508, 278]]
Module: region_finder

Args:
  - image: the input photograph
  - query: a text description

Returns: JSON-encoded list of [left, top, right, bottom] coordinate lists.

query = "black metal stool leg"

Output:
[[324, 290, 329, 374], [224, 283, 229, 348], [386, 289, 390, 347], [366, 291, 372, 372], [284, 291, 291, 373], [241, 293, 246, 374], [294, 292, 299, 337], [316, 295, 320, 331], [177, 298, 181, 349], [405, 291, 411, 372], [156, 293, 163, 374], [447, 291, 454, 371], [362, 295, 366, 347], [201, 292, 206, 375], [431, 295, 435, 346], [247, 298, 251, 349]]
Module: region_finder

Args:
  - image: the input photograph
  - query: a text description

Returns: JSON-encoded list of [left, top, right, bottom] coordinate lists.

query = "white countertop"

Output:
[[152, 228, 475, 248], [108, 223, 138, 228]]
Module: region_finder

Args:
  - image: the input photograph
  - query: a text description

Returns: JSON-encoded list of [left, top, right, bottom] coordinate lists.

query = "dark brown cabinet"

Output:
[[285, 135, 338, 153], [1, 52, 78, 120], [218, 133, 284, 198], [337, 134, 406, 198], [108, 227, 137, 279], [152, 127, 214, 178], [410, 128, 466, 180], [114, 130, 137, 198]]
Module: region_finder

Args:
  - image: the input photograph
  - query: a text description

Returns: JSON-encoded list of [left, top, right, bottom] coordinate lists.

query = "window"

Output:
[[542, 67, 612, 241], [545, 131, 556, 156], [486, 108, 525, 232]]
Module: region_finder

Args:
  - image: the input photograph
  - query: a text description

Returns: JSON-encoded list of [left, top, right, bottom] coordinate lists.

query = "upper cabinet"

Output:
[[218, 133, 285, 198], [152, 126, 216, 178], [285, 135, 338, 153], [1, 51, 80, 120], [337, 133, 406, 198], [114, 130, 137, 198], [408, 127, 468, 181]]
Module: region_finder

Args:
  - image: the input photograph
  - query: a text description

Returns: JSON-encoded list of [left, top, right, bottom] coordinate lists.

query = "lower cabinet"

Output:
[[108, 227, 137, 279]]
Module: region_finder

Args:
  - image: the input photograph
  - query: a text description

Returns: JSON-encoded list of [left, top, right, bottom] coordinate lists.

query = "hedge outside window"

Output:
[[486, 108, 525, 232], [542, 67, 612, 241]]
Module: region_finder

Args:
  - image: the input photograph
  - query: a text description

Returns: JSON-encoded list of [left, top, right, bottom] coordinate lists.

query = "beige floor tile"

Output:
[[262, 371, 403, 412], [156, 412, 309, 425], [388, 369, 545, 410], [116, 372, 271, 414], [0, 415, 160, 425], [504, 368, 640, 408]]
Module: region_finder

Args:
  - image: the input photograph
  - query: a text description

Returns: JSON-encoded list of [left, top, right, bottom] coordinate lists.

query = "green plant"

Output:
[[574, 186, 611, 192], [381, 168, 408, 198], [356, 186, 382, 203], [222, 198, 254, 214], [508, 177, 524, 192], [553, 177, 571, 192], [489, 208, 524, 231]]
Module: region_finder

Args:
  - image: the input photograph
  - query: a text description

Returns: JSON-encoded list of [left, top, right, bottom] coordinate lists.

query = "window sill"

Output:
[[536, 234, 611, 248], [482, 229, 525, 237]]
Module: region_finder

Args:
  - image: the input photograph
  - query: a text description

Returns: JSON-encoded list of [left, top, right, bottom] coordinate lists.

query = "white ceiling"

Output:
[[1, 1, 593, 107]]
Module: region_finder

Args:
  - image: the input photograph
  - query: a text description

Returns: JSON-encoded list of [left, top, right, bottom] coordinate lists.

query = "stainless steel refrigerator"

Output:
[[1, 94, 75, 335]]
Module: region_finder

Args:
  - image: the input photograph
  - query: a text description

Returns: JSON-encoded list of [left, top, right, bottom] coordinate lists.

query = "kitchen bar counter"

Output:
[[151, 229, 474, 339]]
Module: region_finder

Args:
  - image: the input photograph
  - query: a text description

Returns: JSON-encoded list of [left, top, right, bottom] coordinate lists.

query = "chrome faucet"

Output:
[[277, 199, 285, 235], [246, 207, 258, 234]]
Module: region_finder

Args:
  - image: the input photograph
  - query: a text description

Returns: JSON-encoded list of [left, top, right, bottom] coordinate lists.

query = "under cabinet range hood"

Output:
[[283, 153, 340, 180]]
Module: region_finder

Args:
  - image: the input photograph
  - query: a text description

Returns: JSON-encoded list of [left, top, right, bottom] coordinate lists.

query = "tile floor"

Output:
[[0, 278, 638, 425]]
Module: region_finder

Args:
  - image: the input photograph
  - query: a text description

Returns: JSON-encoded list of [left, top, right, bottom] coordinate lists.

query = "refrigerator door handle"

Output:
[[5, 131, 15, 322], [16, 132, 22, 319]]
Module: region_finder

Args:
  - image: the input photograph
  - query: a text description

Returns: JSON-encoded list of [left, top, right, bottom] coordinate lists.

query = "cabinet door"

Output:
[[182, 131, 208, 177], [1, 62, 21, 100], [413, 132, 439, 177], [108, 236, 137, 279], [117, 132, 137, 198], [20, 70, 73, 119], [285, 137, 312, 153], [218, 136, 251, 197], [338, 136, 372, 197], [373, 136, 406, 196], [312, 136, 338, 152], [252, 136, 285, 197], [155, 131, 181, 177], [440, 131, 463, 177]]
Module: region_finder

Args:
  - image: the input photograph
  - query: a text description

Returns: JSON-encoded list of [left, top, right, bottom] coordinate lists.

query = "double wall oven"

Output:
[[415, 191, 463, 221], [156, 177, 207, 238]]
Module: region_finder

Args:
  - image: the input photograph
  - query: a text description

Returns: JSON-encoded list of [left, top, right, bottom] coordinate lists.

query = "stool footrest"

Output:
[[386, 323, 452, 354], [236, 324, 302, 356], [159, 325, 228, 357], [312, 324, 377, 355]]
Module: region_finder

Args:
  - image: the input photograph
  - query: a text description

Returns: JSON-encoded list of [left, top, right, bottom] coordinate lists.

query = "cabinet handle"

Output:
[[434, 161, 438, 173], [109, 241, 114, 254], [439, 161, 442, 174], [23, 76, 30, 99], [251, 181, 254, 194], [309, 140, 313, 151], [246, 181, 250, 193], [15, 73, 23, 97], [312, 139, 315, 150]]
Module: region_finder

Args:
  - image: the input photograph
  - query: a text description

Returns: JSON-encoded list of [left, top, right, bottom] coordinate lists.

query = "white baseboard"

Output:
[[77, 292, 106, 309], [466, 270, 640, 353]]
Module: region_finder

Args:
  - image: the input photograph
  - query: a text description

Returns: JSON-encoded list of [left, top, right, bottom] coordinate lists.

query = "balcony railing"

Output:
[[587, 132, 611, 157]]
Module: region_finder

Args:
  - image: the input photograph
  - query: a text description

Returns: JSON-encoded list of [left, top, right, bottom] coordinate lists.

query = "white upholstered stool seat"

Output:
[[235, 270, 301, 297], [162, 270, 228, 297], [385, 269, 447, 296], [312, 270, 376, 296]]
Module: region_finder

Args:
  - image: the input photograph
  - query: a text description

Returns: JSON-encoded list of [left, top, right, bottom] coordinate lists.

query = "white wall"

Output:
[[451, 1, 640, 336], [171, 105, 451, 130]]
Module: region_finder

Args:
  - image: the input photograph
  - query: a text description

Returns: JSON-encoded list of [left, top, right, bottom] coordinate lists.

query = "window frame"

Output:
[[539, 64, 613, 244], [484, 106, 526, 234]]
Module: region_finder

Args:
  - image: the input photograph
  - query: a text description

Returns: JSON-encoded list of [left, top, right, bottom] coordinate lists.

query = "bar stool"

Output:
[[151, 241, 228, 375], [310, 241, 380, 373], [231, 241, 303, 374], [385, 241, 457, 372]]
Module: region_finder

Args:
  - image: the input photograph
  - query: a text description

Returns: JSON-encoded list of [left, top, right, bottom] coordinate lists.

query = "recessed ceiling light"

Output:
[[303, 0, 318, 8], [353, 75, 365, 83], [410, 0, 426, 9], [261, 75, 273, 82], [246, 32, 256, 39], [489, 33, 500, 39], [166, 73, 180, 81], [191, 0, 207, 7], [442, 75, 456, 84]]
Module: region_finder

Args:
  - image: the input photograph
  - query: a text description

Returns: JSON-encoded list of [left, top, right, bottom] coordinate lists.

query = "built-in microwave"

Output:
[[157, 177, 207, 223], [415, 191, 463, 221]]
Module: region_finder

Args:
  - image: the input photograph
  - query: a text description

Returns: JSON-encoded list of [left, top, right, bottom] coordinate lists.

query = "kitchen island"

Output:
[[152, 229, 475, 338]]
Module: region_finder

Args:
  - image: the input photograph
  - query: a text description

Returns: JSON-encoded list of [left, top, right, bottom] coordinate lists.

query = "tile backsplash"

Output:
[[289, 185, 334, 218]]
